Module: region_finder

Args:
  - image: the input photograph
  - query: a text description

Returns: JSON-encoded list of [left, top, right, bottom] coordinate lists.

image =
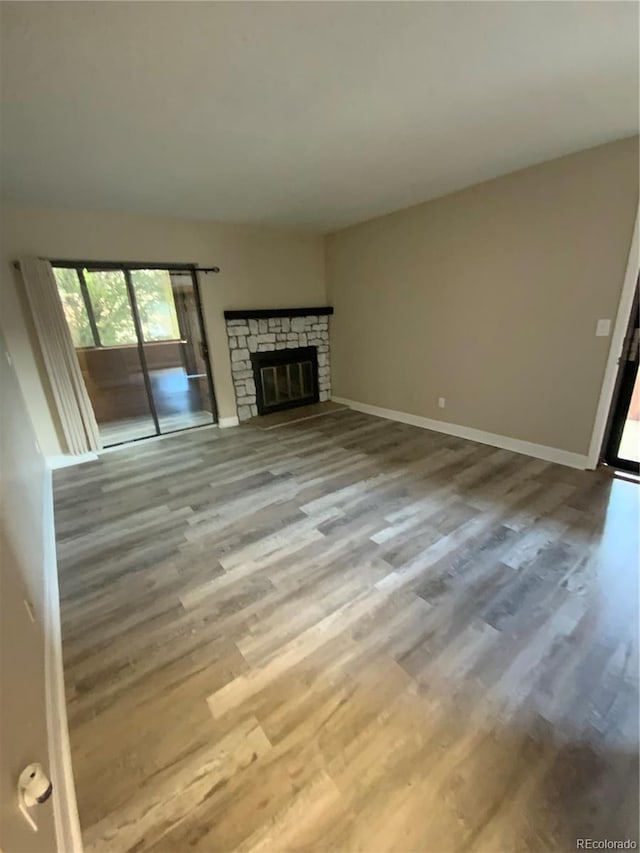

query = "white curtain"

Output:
[[19, 256, 102, 455]]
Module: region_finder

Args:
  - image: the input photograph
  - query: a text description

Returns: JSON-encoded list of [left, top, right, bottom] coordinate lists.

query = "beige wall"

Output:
[[1, 208, 325, 456], [2, 138, 637, 460], [326, 137, 639, 456], [0, 330, 57, 852]]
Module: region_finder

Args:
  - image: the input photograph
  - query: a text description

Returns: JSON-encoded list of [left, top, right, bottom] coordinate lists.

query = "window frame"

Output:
[[52, 260, 191, 349]]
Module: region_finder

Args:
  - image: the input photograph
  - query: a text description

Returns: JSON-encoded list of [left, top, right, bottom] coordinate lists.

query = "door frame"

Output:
[[122, 265, 162, 437], [587, 207, 640, 469], [188, 267, 219, 424], [602, 285, 639, 472]]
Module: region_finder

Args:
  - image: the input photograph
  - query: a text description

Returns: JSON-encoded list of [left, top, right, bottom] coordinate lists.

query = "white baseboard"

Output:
[[43, 470, 83, 853], [332, 396, 588, 470], [218, 416, 240, 428], [47, 453, 98, 470]]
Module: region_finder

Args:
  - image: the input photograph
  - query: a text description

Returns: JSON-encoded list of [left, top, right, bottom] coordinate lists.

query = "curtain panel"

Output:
[[19, 256, 101, 455]]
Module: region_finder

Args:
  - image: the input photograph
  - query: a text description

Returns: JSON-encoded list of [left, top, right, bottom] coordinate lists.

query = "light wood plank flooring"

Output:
[[53, 410, 640, 852]]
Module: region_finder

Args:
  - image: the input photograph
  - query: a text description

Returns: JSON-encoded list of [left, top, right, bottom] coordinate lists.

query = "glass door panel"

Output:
[[618, 372, 640, 465], [128, 269, 214, 434], [53, 266, 157, 447], [605, 285, 639, 473], [53, 266, 95, 347]]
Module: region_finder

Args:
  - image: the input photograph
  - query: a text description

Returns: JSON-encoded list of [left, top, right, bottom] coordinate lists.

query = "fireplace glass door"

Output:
[[252, 346, 319, 415], [260, 360, 314, 408]]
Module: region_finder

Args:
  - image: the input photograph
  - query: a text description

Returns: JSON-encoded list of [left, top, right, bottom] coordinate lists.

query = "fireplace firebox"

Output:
[[251, 346, 319, 415]]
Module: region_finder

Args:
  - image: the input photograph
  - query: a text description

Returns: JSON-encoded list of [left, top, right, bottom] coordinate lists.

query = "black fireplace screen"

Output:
[[251, 346, 319, 415]]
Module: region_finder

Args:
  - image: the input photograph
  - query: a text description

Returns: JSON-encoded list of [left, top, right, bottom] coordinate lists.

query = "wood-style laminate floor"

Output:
[[53, 410, 640, 853], [246, 401, 347, 430]]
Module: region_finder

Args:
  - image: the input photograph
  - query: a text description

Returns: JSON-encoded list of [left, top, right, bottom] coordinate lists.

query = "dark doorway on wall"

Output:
[[52, 261, 218, 447], [604, 282, 639, 473]]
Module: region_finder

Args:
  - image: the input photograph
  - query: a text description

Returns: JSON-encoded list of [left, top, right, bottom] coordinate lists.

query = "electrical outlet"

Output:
[[595, 319, 611, 337], [438, 397, 446, 409]]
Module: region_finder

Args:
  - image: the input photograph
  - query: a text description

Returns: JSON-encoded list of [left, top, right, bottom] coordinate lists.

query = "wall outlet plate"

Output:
[[596, 319, 611, 337], [438, 397, 446, 408]]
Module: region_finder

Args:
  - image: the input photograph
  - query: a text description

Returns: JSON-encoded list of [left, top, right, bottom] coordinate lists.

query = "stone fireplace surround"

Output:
[[224, 307, 333, 421]]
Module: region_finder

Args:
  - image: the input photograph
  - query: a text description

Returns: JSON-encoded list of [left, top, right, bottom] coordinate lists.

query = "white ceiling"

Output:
[[1, 2, 638, 231]]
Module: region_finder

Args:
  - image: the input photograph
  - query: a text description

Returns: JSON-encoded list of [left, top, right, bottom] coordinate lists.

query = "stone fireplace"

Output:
[[224, 307, 333, 421]]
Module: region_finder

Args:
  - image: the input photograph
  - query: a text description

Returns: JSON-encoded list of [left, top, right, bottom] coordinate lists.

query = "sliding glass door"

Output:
[[129, 269, 214, 435], [53, 262, 217, 447]]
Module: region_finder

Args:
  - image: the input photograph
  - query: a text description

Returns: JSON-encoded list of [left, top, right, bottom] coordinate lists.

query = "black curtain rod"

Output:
[[12, 259, 220, 273]]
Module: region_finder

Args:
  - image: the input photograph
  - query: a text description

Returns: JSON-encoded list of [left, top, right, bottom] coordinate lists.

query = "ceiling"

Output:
[[1, 2, 638, 231]]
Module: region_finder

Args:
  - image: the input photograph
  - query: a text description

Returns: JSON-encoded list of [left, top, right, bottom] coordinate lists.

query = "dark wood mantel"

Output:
[[224, 306, 333, 320]]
